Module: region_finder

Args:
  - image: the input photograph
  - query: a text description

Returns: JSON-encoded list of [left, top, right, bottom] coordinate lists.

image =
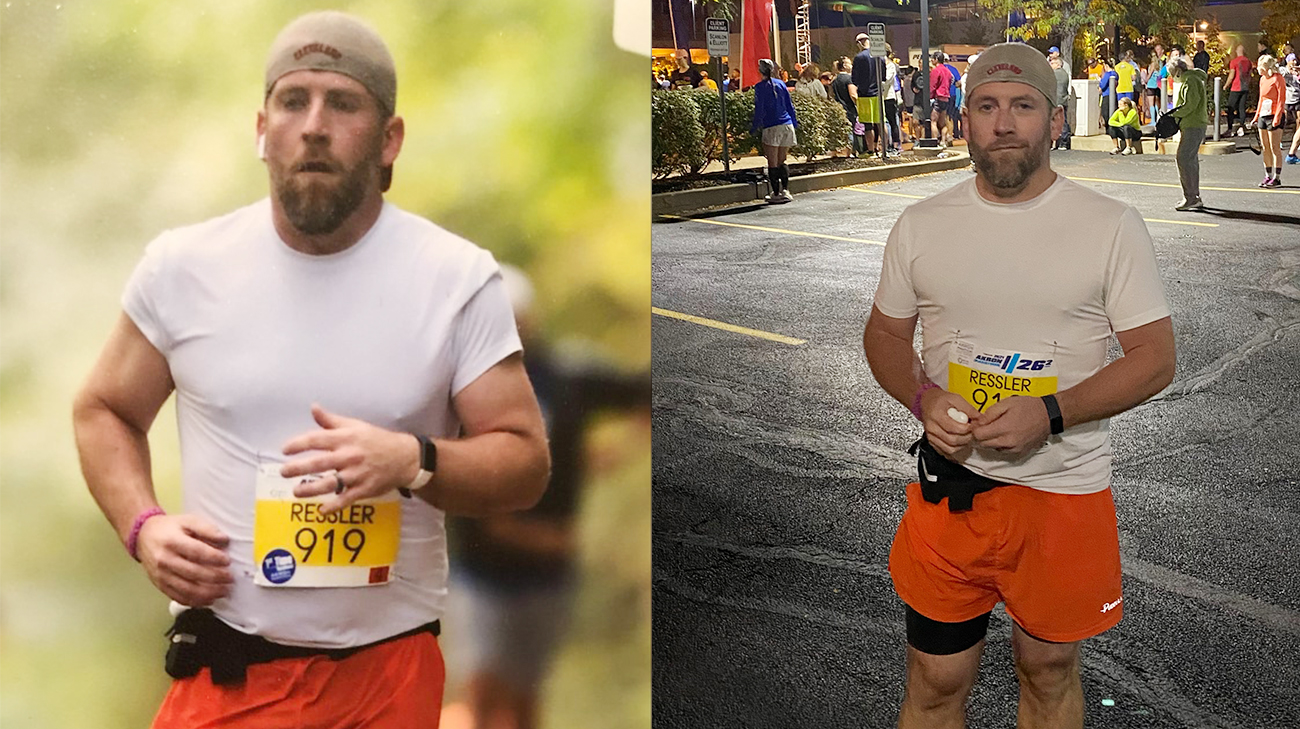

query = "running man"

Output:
[[863, 43, 1176, 728], [72, 11, 550, 727]]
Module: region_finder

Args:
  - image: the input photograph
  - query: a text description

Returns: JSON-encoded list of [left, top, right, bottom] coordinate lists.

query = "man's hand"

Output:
[[970, 395, 1050, 455], [281, 404, 420, 515], [136, 514, 232, 607], [921, 387, 982, 457]]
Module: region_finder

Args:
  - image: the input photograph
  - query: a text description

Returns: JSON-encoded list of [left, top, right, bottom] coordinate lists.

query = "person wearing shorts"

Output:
[[72, 11, 551, 728], [751, 58, 799, 203], [929, 51, 954, 145], [1253, 55, 1288, 187], [863, 43, 1176, 728], [852, 33, 886, 155]]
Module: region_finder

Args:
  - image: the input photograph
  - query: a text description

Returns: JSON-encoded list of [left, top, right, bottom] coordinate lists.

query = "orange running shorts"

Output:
[[889, 480, 1124, 644]]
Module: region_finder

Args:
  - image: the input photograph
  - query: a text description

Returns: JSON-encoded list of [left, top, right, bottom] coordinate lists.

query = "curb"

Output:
[[652, 152, 972, 215]]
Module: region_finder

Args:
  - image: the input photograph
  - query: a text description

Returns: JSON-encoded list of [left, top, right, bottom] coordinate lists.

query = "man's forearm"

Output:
[[863, 320, 927, 409], [73, 399, 160, 544], [1056, 346, 1174, 430], [418, 431, 550, 517]]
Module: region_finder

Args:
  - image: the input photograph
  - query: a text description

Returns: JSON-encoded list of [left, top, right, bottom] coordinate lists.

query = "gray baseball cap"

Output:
[[265, 11, 396, 115], [963, 42, 1059, 107]]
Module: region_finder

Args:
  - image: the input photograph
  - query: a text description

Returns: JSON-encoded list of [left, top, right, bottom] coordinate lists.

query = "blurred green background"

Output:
[[0, 1, 649, 727]]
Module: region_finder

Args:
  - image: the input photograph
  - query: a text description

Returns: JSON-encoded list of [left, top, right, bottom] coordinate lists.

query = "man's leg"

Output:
[[1012, 623, 1083, 729], [899, 640, 984, 729]]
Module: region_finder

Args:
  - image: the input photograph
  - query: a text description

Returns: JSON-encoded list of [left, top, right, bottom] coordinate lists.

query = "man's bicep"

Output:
[[451, 353, 545, 439], [865, 305, 918, 345], [78, 312, 175, 432], [1115, 316, 1175, 360]]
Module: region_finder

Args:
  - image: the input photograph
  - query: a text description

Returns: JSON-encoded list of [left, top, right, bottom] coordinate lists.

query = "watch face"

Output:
[[420, 437, 438, 472]]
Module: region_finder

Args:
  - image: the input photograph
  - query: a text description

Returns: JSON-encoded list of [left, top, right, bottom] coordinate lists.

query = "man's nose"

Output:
[[301, 99, 330, 141]]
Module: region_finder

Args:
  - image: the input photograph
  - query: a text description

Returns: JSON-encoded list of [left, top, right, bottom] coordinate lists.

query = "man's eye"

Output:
[[280, 96, 307, 110]]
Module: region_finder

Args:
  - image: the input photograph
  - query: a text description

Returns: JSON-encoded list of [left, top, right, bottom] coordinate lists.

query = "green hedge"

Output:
[[652, 87, 854, 178]]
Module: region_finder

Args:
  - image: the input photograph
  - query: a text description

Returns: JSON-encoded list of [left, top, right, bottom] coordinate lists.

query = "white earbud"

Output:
[[257, 134, 266, 160]]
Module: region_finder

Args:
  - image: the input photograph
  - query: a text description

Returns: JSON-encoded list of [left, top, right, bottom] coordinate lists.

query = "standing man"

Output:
[[851, 33, 885, 155], [1051, 55, 1073, 149], [72, 11, 550, 727], [1115, 50, 1139, 107], [1168, 56, 1208, 210], [1047, 45, 1070, 77], [1226, 44, 1254, 136], [863, 43, 1175, 728], [831, 57, 864, 156], [1192, 40, 1210, 73], [884, 44, 903, 153], [929, 51, 955, 146]]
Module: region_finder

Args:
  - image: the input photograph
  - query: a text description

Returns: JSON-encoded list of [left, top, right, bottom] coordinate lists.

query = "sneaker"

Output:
[[1109, 148, 1122, 155], [1121, 147, 1135, 155], [1286, 155, 1300, 164], [1235, 127, 1245, 137], [1264, 177, 1282, 188], [1259, 177, 1274, 188], [765, 192, 781, 203], [778, 189, 794, 202], [1174, 199, 1204, 211]]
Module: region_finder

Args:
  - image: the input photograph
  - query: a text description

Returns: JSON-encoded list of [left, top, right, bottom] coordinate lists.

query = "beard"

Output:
[[968, 120, 1051, 195], [271, 139, 381, 236]]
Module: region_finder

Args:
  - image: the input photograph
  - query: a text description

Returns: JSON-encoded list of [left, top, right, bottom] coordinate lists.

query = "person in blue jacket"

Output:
[[751, 58, 799, 203], [1098, 59, 1119, 131]]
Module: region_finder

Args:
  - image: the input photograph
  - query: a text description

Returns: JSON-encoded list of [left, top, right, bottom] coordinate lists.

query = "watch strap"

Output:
[[403, 435, 437, 493], [1041, 394, 1064, 435]]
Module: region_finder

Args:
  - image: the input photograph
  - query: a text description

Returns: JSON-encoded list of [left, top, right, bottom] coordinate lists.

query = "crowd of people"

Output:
[[657, 36, 1300, 202]]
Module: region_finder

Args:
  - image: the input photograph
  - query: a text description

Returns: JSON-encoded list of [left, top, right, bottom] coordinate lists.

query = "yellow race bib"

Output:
[[253, 463, 401, 588], [948, 342, 1058, 412]]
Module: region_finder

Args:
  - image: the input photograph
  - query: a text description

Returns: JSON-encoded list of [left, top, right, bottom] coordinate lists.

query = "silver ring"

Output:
[[335, 472, 346, 494]]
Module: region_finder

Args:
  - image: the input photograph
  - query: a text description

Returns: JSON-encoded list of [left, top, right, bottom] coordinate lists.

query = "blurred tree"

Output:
[[1262, 0, 1300, 53]]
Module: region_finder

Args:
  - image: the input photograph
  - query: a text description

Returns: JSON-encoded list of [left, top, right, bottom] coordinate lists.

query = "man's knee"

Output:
[[1012, 625, 1080, 697]]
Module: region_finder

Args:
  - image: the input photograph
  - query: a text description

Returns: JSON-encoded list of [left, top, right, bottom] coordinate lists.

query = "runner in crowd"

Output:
[[750, 58, 799, 204]]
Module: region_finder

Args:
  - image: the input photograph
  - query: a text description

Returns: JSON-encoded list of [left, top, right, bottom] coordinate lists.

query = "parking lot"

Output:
[[651, 145, 1300, 728]]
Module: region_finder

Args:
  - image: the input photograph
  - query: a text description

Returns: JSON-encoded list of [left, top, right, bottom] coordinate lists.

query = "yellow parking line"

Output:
[[652, 307, 806, 346], [846, 187, 925, 199], [1143, 218, 1219, 228], [1068, 175, 1300, 195], [659, 214, 884, 246]]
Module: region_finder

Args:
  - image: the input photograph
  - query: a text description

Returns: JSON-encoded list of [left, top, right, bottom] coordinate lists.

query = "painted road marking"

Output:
[[846, 186, 1218, 227], [652, 307, 806, 346], [846, 186, 924, 199], [659, 214, 884, 246], [1068, 175, 1300, 195], [1143, 217, 1219, 228]]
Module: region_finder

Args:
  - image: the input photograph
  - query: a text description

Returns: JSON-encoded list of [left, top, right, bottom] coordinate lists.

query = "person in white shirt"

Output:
[[73, 11, 550, 727], [863, 43, 1175, 728]]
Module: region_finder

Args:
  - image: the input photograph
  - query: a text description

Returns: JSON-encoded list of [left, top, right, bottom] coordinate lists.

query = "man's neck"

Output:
[[975, 166, 1058, 205], [271, 193, 385, 256]]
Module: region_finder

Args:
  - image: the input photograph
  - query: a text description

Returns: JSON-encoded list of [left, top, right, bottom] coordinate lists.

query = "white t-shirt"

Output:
[[873, 176, 1170, 494], [123, 199, 521, 647]]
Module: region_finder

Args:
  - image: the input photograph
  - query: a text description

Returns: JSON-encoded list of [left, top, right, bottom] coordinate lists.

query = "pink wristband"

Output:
[[126, 506, 166, 562], [910, 382, 940, 420]]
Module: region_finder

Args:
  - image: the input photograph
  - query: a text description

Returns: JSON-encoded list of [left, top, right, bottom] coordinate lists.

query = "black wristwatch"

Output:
[[1041, 394, 1064, 435], [400, 435, 437, 497]]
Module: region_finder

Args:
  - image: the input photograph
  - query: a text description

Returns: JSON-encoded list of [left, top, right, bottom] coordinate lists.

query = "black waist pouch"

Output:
[[908, 437, 1007, 512], [165, 608, 440, 686]]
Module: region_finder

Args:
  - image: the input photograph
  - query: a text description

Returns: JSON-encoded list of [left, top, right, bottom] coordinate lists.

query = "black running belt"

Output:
[[908, 437, 1007, 512]]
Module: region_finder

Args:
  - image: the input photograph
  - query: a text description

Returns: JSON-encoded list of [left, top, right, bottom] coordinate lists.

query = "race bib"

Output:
[[1260, 99, 1273, 117], [948, 342, 1058, 412], [253, 464, 400, 588]]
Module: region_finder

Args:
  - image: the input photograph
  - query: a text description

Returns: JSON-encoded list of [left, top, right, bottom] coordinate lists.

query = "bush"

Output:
[[651, 90, 706, 179], [686, 88, 759, 170], [789, 91, 853, 162], [651, 86, 854, 176]]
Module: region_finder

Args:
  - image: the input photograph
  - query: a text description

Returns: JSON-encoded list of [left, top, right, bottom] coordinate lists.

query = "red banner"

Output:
[[741, 0, 774, 90]]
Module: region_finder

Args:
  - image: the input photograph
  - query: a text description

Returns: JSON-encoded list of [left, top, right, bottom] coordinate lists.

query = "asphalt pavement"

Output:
[[651, 142, 1300, 728]]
